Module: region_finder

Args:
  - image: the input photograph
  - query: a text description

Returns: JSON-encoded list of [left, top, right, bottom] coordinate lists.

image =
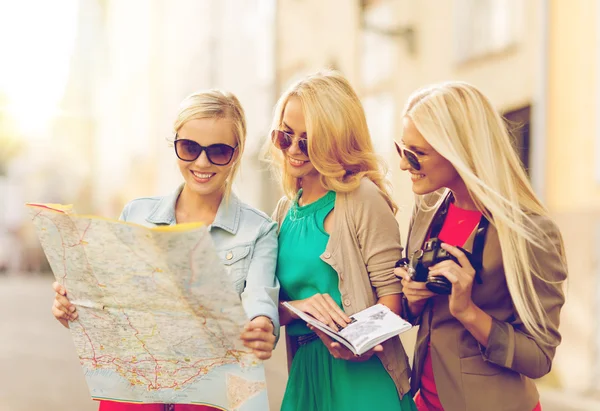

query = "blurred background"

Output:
[[0, 0, 599, 410]]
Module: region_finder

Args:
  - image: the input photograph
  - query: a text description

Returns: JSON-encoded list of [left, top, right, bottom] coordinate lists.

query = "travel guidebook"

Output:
[[282, 302, 412, 355], [27, 203, 268, 411]]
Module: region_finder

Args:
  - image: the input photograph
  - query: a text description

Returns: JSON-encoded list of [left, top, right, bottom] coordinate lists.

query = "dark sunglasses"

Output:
[[271, 130, 308, 156], [174, 137, 238, 166], [394, 141, 422, 171]]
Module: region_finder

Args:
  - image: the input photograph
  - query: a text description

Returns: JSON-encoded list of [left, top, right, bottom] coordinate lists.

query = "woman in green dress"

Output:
[[268, 70, 417, 411]]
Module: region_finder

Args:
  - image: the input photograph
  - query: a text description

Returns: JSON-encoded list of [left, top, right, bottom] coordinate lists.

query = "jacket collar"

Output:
[[145, 184, 241, 234], [407, 189, 449, 257], [407, 189, 482, 257]]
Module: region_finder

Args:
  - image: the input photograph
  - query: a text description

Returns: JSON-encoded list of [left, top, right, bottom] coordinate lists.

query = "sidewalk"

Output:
[[539, 388, 600, 411]]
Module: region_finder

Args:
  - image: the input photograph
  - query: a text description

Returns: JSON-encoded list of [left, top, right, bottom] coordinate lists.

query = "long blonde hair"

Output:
[[173, 89, 246, 199], [404, 81, 565, 342], [267, 70, 396, 213]]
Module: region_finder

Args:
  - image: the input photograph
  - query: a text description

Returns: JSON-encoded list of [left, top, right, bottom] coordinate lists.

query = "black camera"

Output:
[[396, 238, 473, 295]]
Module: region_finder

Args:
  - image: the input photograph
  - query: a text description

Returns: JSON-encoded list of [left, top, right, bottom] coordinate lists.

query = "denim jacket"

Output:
[[119, 184, 280, 338]]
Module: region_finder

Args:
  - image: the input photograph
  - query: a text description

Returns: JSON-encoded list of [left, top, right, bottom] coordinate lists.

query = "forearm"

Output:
[[457, 302, 493, 347], [377, 294, 402, 316]]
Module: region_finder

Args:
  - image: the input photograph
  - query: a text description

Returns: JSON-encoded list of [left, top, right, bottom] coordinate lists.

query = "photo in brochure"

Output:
[[282, 302, 412, 355]]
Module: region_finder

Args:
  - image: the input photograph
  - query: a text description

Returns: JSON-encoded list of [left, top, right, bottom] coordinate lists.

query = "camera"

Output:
[[396, 238, 472, 295]]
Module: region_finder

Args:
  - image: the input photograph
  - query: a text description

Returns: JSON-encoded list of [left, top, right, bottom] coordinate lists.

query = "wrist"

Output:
[[454, 302, 478, 325], [407, 300, 426, 317], [279, 301, 298, 327], [252, 315, 274, 331]]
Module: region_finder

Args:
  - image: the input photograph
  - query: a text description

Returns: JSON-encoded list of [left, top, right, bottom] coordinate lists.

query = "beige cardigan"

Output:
[[272, 178, 411, 398]]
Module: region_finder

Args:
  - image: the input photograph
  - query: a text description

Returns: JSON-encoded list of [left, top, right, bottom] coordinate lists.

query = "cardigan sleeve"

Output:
[[350, 179, 403, 298]]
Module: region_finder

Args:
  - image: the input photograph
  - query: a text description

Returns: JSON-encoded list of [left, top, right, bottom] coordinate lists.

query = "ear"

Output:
[[230, 147, 241, 165]]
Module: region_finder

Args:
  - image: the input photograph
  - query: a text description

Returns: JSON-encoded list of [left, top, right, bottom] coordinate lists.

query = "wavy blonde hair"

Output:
[[173, 89, 246, 199], [404, 81, 565, 342], [267, 70, 396, 213]]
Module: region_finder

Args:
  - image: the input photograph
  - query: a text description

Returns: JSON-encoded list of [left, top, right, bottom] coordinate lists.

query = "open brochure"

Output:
[[282, 302, 412, 356]]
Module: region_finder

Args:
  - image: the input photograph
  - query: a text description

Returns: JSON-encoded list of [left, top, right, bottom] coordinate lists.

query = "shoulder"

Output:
[[120, 196, 163, 221], [237, 201, 277, 236], [526, 214, 568, 284], [239, 201, 272, 224], [124, 196, 163, 209], [345, 178, 391, 212], [348, 177, 381, 199], [272, 195, 293, 223], [275, 195, 292, 210], [528, 213, 561, 235], [527, 213, 566, 259]]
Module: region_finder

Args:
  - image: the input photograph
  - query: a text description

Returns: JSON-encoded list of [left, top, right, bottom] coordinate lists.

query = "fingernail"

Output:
[[69, 306, 76, 312]]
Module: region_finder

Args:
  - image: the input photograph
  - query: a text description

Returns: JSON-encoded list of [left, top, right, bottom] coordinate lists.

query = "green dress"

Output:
[[277, 190, 416, 411]]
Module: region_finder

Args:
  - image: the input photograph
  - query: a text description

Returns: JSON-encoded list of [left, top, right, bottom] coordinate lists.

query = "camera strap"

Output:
[[429, 192, 490, 284]]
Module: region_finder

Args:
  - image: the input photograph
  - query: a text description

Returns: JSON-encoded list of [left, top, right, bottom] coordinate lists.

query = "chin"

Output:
[[411, 182, 437, 196], [186, 179, 225, 197], [285, 164, 315, 179]]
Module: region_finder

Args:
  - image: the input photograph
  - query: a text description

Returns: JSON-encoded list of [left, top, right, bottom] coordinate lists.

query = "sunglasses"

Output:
[[271, 130, 308, 156], [394, 141, 422, 171], [174, 137, 238, 166]]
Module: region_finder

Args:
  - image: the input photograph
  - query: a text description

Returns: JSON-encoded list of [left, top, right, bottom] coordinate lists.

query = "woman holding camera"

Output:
[[394, 82, 567, 411], [268, 70, 416, 411]]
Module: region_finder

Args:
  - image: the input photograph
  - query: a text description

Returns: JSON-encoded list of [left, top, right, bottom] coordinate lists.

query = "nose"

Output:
[[193, 149, 212, 168], [398, 152, 411, 171], [287, 137, 304, 157]]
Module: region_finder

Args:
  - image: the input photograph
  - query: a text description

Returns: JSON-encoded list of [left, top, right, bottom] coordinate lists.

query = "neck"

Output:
[[299, 174, 328, 205], [176, 184, 224, 223], [449, 181, 478, 211]]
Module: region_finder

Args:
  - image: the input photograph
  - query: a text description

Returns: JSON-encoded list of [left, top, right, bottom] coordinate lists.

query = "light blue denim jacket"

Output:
[[119, 184, 280, 338]]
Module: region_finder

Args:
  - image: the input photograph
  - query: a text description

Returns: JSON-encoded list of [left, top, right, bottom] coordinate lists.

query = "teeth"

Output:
[[192, 171, 214, 179], [289, 158, 305, 166]]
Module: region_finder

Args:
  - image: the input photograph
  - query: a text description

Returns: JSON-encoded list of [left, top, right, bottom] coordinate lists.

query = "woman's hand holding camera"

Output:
[[429, 243, 477, 322], [394, 266, 436, 317]]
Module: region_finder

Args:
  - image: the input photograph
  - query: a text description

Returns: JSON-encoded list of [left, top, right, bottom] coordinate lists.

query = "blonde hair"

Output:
[[404, 81, 565, 342], [267, 70, 397, 213], [173, 89, 246, 199]]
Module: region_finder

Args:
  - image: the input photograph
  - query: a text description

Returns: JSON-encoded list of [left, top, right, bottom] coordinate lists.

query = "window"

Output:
[[503, 105, 531, 174], [362, 92, 395, 158], [455, 0, 524, 62]]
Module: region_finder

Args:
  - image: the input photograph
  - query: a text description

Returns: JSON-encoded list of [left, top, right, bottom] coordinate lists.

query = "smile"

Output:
[[288, 157, 308, 167], [191, 171, 216, 181], [410, 173, 425, 181]]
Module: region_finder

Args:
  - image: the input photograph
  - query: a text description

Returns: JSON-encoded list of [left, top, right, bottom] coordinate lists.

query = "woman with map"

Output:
[[50, 89, 280, 410]]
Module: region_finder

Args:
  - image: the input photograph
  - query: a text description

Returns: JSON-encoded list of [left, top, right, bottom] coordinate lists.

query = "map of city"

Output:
[[27, 204, 268, 410]]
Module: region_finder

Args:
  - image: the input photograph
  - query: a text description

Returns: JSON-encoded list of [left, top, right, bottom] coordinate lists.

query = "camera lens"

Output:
[[426, 276, 452, 295]]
